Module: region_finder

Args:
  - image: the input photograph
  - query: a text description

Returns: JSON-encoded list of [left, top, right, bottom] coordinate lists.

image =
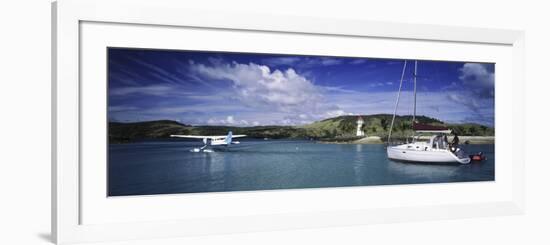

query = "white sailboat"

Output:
[[386, 60, 471, 164]]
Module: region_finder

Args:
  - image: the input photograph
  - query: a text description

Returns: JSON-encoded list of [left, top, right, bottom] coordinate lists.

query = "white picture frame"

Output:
[[52, 0, 525, 244]]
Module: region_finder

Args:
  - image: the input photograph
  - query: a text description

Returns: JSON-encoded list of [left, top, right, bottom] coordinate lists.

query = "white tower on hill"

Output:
[[356, 116, 365, 137]]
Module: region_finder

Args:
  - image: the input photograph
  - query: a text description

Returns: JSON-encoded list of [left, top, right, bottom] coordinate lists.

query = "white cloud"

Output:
[[261, 57, 301, 66], [128, 57, 188, 85], [226, 115, 235, 124], [109, 85, 176, 96], [459, 63, 495, 98], [349, 59, 367, 65], [320, 58, 343, 66], [261, 57, 343, 67], [320, 86, 357, 93], [207, 118, 216, 125], [368, 81, 395, 88], [188, 61, 366, 126], [205, 115, 251, 126], [324, 109, 349, 118], [190, 62, 323, 114], [327, 90, 493, 126], [446, 93, 480, 112]]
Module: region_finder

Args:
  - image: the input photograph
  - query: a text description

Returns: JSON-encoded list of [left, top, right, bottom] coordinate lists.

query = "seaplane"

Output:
[[170, 131, 246, 152]]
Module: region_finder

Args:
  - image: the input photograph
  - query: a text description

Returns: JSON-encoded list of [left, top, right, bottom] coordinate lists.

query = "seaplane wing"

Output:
[[170, 130, 246, 140], [228, 134, 246, 138], [169, 134, 246, 139], [170, 135, 220, 139]]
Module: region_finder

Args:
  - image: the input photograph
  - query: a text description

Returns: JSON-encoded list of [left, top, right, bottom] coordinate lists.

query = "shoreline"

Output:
[[111, 135, 495, 145], [319, 135, 494, 145], [318, 136, 384, 144], [455, 136, 495, 144]]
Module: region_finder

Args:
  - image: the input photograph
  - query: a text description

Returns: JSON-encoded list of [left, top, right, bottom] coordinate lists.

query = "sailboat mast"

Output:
[[387, 60, 408, 144], [412, 60, 417, 126]]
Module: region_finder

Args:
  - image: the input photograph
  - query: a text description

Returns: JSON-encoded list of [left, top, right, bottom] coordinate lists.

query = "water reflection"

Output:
[[353, 144, 366, 185], [386, 160, 460, 180]]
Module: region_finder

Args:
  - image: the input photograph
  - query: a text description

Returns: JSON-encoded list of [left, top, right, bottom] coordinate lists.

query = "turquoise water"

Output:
[[108, 139, 494, 196]]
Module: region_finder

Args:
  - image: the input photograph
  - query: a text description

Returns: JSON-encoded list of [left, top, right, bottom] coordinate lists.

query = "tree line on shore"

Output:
[[109, 114, 494, 144]]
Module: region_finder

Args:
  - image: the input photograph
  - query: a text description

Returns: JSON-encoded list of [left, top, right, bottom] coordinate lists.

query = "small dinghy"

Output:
[[469, 152, 487, 162]]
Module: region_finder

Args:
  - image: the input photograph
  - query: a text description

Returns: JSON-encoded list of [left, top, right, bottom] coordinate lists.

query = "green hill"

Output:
[[108, 121, 307, 143], [109, 120, 191, 143], [108, 114, 494, 143], [301, 114, 444, 139]]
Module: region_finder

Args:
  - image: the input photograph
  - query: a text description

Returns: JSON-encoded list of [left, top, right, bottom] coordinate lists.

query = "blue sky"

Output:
[[108, 48, 495, 127]]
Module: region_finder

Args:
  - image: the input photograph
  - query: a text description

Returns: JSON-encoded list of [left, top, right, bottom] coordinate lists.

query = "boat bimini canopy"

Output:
[[412, 123, 452, 134]]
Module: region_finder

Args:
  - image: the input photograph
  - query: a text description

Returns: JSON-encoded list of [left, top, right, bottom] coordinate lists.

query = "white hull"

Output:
[[387, 144, 471, 164]]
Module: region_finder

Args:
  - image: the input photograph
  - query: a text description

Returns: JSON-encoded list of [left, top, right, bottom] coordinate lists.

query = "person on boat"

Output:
[[449, 130, 459, 152]]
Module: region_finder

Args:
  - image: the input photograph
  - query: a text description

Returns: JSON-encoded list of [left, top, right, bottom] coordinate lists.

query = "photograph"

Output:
[[107, 47, 495, 196]]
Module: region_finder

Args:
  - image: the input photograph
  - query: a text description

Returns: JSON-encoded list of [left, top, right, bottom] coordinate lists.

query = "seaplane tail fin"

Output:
[[226, 131, 233, 145]]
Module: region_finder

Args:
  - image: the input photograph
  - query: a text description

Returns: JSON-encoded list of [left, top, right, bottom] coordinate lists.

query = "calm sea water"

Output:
[[108, 139, 495, 196]]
